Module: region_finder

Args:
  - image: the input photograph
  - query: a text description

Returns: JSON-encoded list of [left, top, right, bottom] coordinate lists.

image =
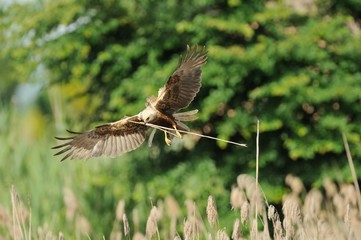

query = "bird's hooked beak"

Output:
[[138, 113, 147, 125], [138, 111, 151, 125], [139, 100, 158, 125]]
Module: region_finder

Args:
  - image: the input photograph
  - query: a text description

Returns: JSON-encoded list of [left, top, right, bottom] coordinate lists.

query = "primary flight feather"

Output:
[[53, 45, 207, 161]]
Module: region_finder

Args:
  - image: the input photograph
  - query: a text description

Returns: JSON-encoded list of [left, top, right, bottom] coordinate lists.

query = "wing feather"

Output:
[[52, 115, 147, 161], [109, 136, 115, 156], [107, 136, 113, 157], [120, 134, 126, 153], [104, 137, 112, 157], [126, 135, 133, 150], [92, 140, 104, 157], [132, 135, 138, 148], [110, 136, 117, 157], [116, 136, 123, 155], [154, 45, 207, 114], [123, 135, 129, 152], [136, 133, 143, 144], [129, 135, 136, 149], [133, 134, 140, 148], [61, 150, 74, 161]]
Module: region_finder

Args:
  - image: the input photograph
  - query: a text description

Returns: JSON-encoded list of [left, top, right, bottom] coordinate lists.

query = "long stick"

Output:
[[128, 120, 247, 148], [255, 120, 259, 240], [342, 133, 361, 216]]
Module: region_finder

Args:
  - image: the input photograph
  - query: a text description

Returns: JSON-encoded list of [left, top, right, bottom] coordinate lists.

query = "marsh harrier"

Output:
[[53, 45, 207, 160]]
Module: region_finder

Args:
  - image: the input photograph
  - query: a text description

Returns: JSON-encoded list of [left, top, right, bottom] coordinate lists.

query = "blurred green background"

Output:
[[1, 0, 360, 238]]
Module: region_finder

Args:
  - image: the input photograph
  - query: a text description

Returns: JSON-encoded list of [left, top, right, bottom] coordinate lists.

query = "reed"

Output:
[[3, 171, 361, 239]]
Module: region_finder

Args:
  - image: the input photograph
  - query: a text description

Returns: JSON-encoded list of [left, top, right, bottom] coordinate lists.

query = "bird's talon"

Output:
[[176, 130, 182, 139], [164, 131, 171, 145]]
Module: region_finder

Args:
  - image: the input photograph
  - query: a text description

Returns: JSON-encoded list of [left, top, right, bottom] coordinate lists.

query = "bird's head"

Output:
[[139, 106, 157, 123]]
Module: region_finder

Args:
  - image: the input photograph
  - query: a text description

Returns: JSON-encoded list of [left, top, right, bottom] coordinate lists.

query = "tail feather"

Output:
[[173, 109, 198, 122], [176, 121, 190, 132]]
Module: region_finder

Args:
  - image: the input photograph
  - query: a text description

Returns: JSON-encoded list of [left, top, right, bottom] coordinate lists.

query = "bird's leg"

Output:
[[164, 131, 171, 146], [157, 111, 182, 139], [172, 124, 182, 139]]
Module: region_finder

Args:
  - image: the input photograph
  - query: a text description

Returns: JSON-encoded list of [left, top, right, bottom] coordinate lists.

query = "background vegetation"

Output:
[[0, 0, 360, 238]]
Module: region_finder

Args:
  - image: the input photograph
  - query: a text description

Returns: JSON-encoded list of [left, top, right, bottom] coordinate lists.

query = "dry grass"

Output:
[[1, 173, 360, 239]]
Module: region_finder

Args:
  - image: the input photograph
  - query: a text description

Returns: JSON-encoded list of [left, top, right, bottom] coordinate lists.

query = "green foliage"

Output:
[[1, 0, 361, 237]]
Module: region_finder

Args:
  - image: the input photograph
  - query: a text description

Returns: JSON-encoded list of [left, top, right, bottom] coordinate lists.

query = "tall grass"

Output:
[[3, 172, 360, 239]]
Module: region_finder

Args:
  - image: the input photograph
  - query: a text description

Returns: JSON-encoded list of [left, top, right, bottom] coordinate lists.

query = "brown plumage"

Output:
[[53, 45, 207, 161]]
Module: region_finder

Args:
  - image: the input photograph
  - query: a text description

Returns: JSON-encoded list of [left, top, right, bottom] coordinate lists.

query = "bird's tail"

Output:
[[173, 109, 198, 122], [173, 109, 198, 133]]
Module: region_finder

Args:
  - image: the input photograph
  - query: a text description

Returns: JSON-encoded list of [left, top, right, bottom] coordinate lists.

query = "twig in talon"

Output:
[[129, 120, 247, 148]]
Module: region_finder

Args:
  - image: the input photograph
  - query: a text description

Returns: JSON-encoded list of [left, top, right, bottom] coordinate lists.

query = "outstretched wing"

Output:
[[153, 45, 207, 114], [52, 115, 147, 161]]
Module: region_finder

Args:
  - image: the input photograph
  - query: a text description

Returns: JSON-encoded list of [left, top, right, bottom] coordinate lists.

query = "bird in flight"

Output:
[[53, 45, 207, 161]]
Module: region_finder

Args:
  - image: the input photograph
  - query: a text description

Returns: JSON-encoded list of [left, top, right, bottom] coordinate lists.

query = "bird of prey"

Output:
[[53, 45, 207, 161]]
